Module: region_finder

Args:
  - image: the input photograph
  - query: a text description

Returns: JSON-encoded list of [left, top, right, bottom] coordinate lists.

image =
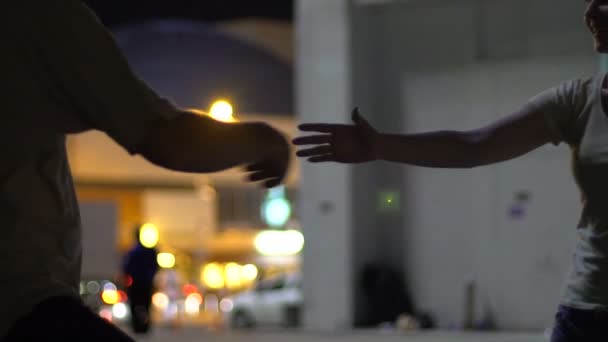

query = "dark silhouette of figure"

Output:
[[122, 226, 159, 334], [1, 1, 289, 341], [359, 264, 414, 327], [294, 2, 608, 340]]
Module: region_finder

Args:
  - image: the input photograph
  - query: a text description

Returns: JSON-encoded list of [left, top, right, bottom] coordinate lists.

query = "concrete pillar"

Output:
[[296, 0, 354, 331], [600, 54, 608, 72]]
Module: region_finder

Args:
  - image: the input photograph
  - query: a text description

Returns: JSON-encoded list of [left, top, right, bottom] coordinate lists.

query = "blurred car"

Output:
[[225, 273, 302, 329]]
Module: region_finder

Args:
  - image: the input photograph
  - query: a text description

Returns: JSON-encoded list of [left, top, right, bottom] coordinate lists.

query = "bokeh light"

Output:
[[99, 308, 113, 322], [182, 284, 198, 296], [157, 252, 176, 269], [152, 292, 169, 310], [209, 100, 236, 123], [220, 298, 234, 313], [184, 293, 203, 315], [225, 263, 242, 289], [262, 197, 292, 228], [112, 303, 128, 319], [101, 283, 119, 305], [139, 223, 159, 248], [254, 230, 305, 256], [201, 263, 225, 289], [241, 264, 259, 281], [86, 281, 100, 294]]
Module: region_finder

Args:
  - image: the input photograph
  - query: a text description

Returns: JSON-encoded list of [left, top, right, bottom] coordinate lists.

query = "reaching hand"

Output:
[[245, 128, 291, 188], [293, 108, 379, 164]]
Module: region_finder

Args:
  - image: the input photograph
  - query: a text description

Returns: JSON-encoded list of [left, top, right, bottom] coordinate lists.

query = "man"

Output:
[[0, 1, 289, 341], [123, 227, 159, 335]]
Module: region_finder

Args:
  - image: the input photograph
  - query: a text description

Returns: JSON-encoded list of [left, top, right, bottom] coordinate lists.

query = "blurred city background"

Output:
[[71, 0, 595, 341]]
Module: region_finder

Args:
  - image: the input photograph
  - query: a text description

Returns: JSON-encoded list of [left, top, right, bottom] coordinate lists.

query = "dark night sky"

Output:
[[84, 0, 294, 27]]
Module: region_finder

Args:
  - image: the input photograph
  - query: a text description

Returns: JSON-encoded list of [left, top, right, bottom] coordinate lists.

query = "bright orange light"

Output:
[[182, 284, 198, 296], [118, 290, 128, 303]]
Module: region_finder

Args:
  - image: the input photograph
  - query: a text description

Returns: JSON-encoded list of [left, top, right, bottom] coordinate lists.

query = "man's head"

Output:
[[133, 224, 143, 245], [585, 0, 608, 52]]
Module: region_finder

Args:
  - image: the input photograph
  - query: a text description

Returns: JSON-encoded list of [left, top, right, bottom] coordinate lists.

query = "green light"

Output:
[[378, 190, 400, 212], [261, 186, 292, 228], [263, 198, 292, 228]]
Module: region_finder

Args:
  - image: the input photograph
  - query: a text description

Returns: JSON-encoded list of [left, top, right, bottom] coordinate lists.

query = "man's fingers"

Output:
[[308, 154, 335, 163], [263, 178, 282, 189], [246, 161, 269, 172], [351, 107, 361, 124], [296, 145, 332, 157], [248, 170, 273, 182], [352, 107, 374, 131], [292, 135, 332, 145]]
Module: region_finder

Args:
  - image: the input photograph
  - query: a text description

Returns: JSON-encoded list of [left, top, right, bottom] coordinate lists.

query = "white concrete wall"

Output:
[[401, 59, 590, 330], [350, 0, 598, 330]]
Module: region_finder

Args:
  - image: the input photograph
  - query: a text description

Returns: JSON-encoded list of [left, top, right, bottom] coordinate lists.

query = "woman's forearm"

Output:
[[374, 130, 488, 168]]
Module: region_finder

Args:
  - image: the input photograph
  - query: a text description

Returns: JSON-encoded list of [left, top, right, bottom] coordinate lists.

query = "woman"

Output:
[[293, 1, 608, 340]]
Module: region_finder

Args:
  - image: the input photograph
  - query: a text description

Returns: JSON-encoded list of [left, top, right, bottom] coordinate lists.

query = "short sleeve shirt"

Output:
[[529, 74, 608, 309], [0, 1, 179, 335]]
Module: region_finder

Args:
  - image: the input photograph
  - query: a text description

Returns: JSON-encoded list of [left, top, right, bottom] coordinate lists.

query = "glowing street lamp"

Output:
[[209, 100, 236, 123]]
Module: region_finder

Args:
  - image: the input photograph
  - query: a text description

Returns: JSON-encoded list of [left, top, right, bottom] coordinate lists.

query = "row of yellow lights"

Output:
[[139, 224, 261, 289], [151, 292, 234, 316], [140, 223, 305, 268], [201, 262, 259, 289]]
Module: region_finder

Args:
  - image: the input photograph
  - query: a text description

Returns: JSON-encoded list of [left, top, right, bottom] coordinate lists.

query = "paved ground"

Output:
[[128, 328, 549, 342]]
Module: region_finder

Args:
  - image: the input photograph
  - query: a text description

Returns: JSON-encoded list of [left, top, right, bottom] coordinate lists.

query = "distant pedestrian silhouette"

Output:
[[122, 226, 159, 334]]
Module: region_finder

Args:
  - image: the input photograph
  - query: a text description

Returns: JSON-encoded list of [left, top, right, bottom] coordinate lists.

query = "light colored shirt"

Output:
[[0, 1, 179, 336], [530, 73, 608, 310]]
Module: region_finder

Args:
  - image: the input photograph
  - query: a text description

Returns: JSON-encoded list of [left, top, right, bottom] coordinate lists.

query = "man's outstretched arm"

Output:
[[138, 112, 290, 187], [34, 1, 290, 188]]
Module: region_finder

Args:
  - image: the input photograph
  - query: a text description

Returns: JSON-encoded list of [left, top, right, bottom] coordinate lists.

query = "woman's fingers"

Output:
[[296, 145, 332, 157], [308, 154, 335, 163], [292, 134, 332, 145]]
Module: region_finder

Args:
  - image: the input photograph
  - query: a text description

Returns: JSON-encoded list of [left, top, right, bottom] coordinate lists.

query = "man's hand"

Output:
[[138, 113, 290, 188], [245, 127, 291, 188], [293, 108, 378, 164]]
